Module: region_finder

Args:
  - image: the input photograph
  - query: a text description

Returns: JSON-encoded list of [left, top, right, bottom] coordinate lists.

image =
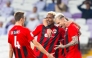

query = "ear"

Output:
[[20, 18, 23, 21]]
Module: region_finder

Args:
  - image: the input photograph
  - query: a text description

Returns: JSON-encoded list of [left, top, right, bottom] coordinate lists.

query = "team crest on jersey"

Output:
[[44, 33, 48, 37], [53, 29, 57, 34]]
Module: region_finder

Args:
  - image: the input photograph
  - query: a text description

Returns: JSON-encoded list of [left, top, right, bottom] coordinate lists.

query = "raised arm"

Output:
[[43, 19, 48, 27], [55, 26, 79, 49], [78, 2, 84, 11], [43, 19, 52, 38]]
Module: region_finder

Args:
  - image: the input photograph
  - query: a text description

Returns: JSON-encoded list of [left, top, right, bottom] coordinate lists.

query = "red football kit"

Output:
[[64, 23, 82, 58], [8, 25, 36, 58], [32, 24, 65, 58]]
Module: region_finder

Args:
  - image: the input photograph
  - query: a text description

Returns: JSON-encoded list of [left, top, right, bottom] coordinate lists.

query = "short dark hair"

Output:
[[14, 12, 24, 21]]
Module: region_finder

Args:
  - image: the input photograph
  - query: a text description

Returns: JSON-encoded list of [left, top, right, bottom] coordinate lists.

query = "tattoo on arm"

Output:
[[64, 36, 78, 48]]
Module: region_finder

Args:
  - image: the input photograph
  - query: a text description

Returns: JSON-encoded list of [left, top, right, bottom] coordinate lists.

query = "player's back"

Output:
[[8, 25, 36, 58]]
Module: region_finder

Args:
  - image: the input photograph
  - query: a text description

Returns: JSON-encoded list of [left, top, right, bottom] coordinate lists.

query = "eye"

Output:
[[57, 22, 60, 24]]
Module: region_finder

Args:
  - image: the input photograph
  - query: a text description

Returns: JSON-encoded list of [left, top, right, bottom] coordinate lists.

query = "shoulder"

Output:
[[36, 24, 44, 28], [69, 23, 79, 31], [23, 27, 31, 32]]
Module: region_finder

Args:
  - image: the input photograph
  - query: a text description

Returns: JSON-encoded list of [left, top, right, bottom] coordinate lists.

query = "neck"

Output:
[[15, 22, 22, 26], [49, 23, 54, 28]]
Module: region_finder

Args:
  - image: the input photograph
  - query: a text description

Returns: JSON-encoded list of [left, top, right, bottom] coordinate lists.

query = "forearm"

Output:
[[36, 42, 49, 55], [64, 40, 77, 48], [33, 40, 49, 56], [64, 36, 78, 48], [9, 49, 13, 58], [78, 4, 83, 10]]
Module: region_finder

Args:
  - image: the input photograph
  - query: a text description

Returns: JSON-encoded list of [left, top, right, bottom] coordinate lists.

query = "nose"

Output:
[[58, 24, 62, 27]]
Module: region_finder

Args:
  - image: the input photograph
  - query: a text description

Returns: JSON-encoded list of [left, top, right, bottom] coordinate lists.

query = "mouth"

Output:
[[47, 21, 50, 23]]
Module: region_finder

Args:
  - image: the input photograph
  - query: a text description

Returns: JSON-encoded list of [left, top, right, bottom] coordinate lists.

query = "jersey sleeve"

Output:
[[26, 29, 34, 42], [32, 25, 42, 37], [8, 33, 11, 44]]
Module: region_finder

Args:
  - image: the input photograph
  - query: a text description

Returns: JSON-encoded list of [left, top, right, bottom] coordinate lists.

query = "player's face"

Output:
[[46, 14, 54, 25], [55, 17, 65, 27]]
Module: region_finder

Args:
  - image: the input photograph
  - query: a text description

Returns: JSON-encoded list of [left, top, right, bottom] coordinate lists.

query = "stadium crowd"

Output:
[[0, 0, 69, 35], [0, 0, 92, 36]]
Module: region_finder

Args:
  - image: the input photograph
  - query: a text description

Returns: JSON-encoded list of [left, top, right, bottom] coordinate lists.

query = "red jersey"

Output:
[[64, 23, 82, 58], [32, 24, 65, 58], [8, 25, 36, 58]]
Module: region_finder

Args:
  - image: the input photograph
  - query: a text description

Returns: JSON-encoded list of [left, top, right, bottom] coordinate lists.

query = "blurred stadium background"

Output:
[[0, 0, 92, 58]]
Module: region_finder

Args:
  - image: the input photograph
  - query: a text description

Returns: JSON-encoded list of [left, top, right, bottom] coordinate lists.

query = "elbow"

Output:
[[9, 49, 13, 52], [77, 7, 80, 9], [77, 6, 81, 9], [33, 41, 40, 48]]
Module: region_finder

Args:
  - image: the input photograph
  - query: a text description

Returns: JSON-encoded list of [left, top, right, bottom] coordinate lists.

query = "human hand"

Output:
[[47, 53, 55, 58], [54, 42, 65, 50]]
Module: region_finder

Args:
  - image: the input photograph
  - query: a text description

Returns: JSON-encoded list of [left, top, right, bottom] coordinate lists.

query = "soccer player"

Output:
[[8, 12, 55, 58], [31, 11, 65, 58], [43, 13, 81, 38], [54, 14, 82, 58], [43, 13, 81, 58]]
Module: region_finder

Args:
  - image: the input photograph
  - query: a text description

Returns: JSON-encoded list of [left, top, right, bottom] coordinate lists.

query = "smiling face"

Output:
[[55, 17, 65, 27], [55, 15, 67, 28], [46, 14, 54, 25]]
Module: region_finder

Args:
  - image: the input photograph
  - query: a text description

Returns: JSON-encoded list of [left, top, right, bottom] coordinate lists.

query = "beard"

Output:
[[47, 21, 54, 25]]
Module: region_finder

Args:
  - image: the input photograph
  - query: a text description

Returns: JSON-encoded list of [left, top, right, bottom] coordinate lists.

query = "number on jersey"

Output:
[[14, 36, 20, 49]]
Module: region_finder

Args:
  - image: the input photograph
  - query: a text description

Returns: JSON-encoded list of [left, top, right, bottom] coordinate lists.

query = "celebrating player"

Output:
[[8, 12, 55, 58], [31, 11, 65, 58], [43, 12, 81, 58], [54, 13, 82, 58]]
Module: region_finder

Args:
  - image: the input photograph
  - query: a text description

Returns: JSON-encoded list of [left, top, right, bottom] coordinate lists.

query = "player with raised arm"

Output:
[[54, 14, 82, 58], [43, 13, 81, 58], [8, 12, 55, 58], [31, 11, 65, 58]]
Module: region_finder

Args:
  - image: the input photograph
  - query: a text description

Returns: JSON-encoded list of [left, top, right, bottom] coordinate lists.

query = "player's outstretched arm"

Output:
[[55, 35, 78, 50], [9, 43, 13, 58], [32, 39, 55, 58], [64, 35, 78, 48]]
